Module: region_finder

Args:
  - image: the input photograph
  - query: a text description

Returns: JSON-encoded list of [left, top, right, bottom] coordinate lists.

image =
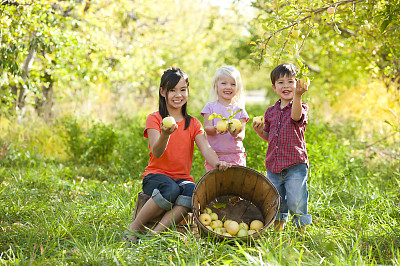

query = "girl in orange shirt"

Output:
[[124, 67, 231, 242]]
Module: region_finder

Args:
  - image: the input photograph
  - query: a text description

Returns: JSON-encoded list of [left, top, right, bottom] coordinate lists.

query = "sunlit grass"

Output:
[[0, 104, 399, 265]]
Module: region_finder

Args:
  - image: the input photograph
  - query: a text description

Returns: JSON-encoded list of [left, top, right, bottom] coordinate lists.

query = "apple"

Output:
[[205, 225, 213, 231], [291, 29, 300, 38], [216, 120, 228, 132], [224, 232, 232, 237], [237, 228, 248, 237], [253, 116, 264, 124], [250, 220, 264, 231], [327, 7, 335, 14], [199, 213, 211, 226], [162, 116, 176, 128], [248, 229, 256, 235], [210, 220, 223, 229], [214, 227, 224, 235], [299, 76, 310, 88], [210, 212, 218, 221], [239, 222, 249, 231], [224, 219, 233, 228], [226, 221, 240, 235], [229, 119, 242, 132], [203, 207, 212, 214]]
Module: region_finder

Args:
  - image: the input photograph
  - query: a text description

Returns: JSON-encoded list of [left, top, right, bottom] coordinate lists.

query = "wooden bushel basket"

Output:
[[192, 165, 280, 241]]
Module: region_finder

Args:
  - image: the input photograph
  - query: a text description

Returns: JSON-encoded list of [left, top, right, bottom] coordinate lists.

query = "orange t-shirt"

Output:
[[142, 111, 204, 182]]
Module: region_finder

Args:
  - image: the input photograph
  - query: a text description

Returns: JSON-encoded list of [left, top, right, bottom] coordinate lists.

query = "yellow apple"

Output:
[[224, 219, 233, 228], [210, 212, 218, 221], [327, 7, 335, 14], [237, 228, 248, 237], [216, 120, 228, 132], [253, 116, 264, 124], [239, 222, 249, 231], [199, 213, 211, 226], [229, 119, 242, 132], [291, 29, 300, 38], [205, 225, 213, 231], [162, 116, 176, 128], [224, 232, 232, 237], [299, 77, 310, 88], [210, 220, 223, 229], [226, 221, 240, 235], [250, 220, 264, 231]]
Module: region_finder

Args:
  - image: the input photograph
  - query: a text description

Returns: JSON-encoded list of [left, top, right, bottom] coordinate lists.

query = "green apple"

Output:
[[248, 229, 256, 235], [210, 212, 218, 221], [237, 228, 248, 237], [210, 220, 223, 229], [203, 207, 212, 214], [162, 116, 176, 128], [239, 222, 249, 231], [214, 227, 224, 235]]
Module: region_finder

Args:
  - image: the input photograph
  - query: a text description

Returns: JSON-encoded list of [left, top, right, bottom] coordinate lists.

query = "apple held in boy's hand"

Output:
[[162, 116, 176, 128], [253, 116, 264, 124], [299, 77, 310, 88]]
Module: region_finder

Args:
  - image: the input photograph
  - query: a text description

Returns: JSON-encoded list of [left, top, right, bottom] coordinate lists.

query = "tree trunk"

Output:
[[16, 47, 36, 120], [35, 70, 54, 123]]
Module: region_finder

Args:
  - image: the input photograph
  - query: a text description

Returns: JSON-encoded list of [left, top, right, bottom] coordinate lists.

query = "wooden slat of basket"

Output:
[[241, 171, 259, 201], [205, 171, 217, 205]]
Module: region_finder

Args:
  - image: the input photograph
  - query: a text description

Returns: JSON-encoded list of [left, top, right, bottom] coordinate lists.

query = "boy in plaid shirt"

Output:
[[253, 63, 311, 231]]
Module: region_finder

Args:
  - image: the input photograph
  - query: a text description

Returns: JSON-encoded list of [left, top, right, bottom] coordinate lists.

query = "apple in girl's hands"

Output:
[[162, 116, 176, 128], [229, 119, 242, 133], [216, 120, 228, 133]]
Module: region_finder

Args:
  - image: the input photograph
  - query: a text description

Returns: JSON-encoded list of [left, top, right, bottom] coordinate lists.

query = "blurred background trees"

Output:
[[0, 0, 399, 163]]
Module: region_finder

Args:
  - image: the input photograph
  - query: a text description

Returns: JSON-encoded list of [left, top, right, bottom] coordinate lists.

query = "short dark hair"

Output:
[[158, 67, 191, 129], [270, 63, 299, 84]]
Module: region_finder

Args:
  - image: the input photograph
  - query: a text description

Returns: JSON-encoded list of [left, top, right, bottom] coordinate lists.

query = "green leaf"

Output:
[[213, 203, 226, 209], [380, 19, 391, 33]]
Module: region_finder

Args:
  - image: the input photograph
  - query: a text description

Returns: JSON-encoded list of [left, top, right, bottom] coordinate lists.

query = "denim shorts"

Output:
[[142, 173, 195, 210], [267, 163, 312, 227]]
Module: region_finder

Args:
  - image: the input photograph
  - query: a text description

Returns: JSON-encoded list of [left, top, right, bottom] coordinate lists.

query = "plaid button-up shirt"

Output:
[[263, 99, 309, 173]]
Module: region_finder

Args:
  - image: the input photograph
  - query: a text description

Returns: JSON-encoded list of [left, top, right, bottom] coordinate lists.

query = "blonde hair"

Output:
[[209, 65, 245, 107]]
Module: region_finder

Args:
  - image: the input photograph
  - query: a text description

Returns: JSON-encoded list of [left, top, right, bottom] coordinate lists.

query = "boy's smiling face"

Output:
[[272, 74, 297, 104]]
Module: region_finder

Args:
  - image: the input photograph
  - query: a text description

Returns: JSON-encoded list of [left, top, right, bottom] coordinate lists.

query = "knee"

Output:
[[160, 184, 180, 203]]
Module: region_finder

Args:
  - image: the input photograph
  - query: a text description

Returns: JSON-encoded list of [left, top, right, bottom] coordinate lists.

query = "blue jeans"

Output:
[[267, 163, 312, 227], [142, 173, 195, 210]]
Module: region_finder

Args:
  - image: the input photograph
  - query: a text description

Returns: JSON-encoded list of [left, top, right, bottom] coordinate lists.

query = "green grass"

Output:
[[1, 105, 399, 265]]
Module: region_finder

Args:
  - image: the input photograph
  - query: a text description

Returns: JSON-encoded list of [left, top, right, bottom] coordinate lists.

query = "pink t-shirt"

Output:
[[201, 101, 249, 153]]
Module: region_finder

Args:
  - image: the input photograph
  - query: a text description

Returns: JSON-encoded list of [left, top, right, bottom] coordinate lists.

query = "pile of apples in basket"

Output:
[[199, 207, 264, 237]]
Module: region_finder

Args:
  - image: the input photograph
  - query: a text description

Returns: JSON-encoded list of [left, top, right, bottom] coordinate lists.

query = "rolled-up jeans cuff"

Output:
[[152, 189, 172, 210], [293, 214, 312, 227], [175, 195, 192, 209], [277, 213, 289, 222]]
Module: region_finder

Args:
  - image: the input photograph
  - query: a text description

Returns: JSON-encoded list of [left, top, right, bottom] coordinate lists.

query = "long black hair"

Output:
[[159, 67, 191, 130]]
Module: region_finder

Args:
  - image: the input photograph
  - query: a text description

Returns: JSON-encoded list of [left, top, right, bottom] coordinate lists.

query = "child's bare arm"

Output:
[[291, 80, 309, 121], [147, 124, 177, 158], [195, 133, 231, 171]]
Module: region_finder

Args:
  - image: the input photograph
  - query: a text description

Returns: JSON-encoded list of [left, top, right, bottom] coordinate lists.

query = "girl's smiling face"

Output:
[[163, 77, 188, 110], [272, 74, 297, 104], [216, 74, 237, 104]]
